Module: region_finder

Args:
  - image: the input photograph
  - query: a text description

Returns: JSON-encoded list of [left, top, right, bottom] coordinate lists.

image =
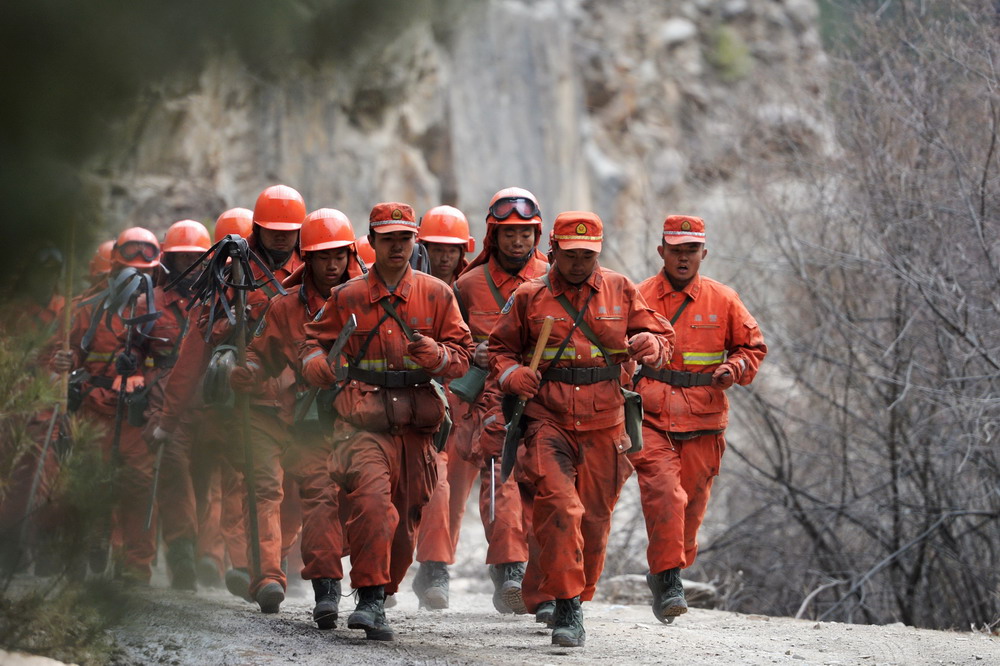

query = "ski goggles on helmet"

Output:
[[488, 197, 541, 222], [117, 241, 160, 262]]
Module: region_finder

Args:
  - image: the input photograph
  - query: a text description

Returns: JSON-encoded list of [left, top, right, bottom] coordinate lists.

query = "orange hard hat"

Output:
[[486, 187, 542, 227], [89, 240, 115, 278], [253, 185, 306, 231], [112, 227, 161, 269], [301, 208, 355, 253], [214, 207, 254, 242], [419, 205, 475, 253], [163, 219, 211, 253], [355, 234, 376, 265]]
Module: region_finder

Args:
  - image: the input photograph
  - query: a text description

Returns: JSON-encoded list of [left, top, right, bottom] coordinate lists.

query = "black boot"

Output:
[[225, 567, 252, 601], [646, 567, 687, 624], [196, 555, 222, 589], [488, 562, 527, 614], [551, 596, 585, 647], [312, 578, 341, 630], [535, 600, 556, 626], [256, 581, 285, 614], [166, 538, 197, 591], [347, 585, 395, 641], [412, 561, 449, 610]]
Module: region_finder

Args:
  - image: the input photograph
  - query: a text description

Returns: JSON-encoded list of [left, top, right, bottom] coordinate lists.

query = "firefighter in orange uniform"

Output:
[[410, 204, 477, 609], [489, 211, 673, 647], [230, 207, 364, 629], [631, 214, 766, 623], [300, 202, 473, 641], [152, 187, 306, 613], [51, 227, 162, 583]]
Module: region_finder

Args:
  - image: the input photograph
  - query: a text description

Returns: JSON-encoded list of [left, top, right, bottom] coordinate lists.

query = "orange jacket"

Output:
[[454, 254, 549, 345], [489, 264, 674, 431], [300, 265, 474, 432], [157, 248, 301, 432], [635, 272, 766, 433]]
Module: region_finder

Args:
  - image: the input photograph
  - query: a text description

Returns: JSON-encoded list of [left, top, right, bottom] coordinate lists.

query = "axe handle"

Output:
[[522, 316, 555, 396]]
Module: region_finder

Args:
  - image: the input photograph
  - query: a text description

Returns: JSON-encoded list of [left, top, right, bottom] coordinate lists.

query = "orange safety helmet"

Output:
[[214, 207, 254, 242], [355, 234, 376, 265], [112, 227, 161, 269], [301, 208, 355, 253], [418, 205, 475, 253], [163, 219, 212, 253], [486, 187, 543, 227], [253, 185, 306, 231], [89, 240, 115, 278]]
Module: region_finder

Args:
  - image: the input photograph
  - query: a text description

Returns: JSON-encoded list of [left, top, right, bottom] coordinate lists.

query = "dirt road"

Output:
[[109, 575, 998, 665]]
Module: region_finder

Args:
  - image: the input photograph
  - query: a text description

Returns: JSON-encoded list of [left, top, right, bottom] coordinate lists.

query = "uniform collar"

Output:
[[367, 264, 414, 303], [302, 272, 329, 316], [547, 262, 603, 296], [657, 271, 702, 300], [487, 253, 546, 289]]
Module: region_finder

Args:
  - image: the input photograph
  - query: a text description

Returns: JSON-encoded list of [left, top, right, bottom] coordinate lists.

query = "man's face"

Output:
[[308, 247, 350, 292], [371, 231, 415, 272], [657, 241, 706, 289], [257, 226, 299, 253], [494, 225, 536, 264], [552, 244, 599, 285], [168, 251, 202, 276], [423, 242, 463, 282]]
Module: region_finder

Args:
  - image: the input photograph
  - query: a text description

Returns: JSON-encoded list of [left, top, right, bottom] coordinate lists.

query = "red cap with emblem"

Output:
[[552, 211, 603, 252], [368, 202, 418, 234], [662, 214, 706, 245]]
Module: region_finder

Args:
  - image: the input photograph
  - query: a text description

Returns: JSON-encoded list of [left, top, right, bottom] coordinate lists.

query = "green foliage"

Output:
[[707, 25, 752, 83]]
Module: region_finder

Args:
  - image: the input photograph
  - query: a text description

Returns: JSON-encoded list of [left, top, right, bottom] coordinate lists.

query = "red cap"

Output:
[[368, 202, 418, 234], [662, 215, 706, 245], [551, 211, 603, 252]]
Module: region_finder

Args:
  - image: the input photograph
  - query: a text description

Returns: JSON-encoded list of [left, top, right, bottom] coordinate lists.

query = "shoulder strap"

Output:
[[483, 265, 507, 309], [540, 273, 598, 365], [377, 296, 415, 340], [670, 294, 693, 325], [453, 283, 470, 323]]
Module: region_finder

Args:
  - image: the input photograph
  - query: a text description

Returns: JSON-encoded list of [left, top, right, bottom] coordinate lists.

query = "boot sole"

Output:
[[314, 611, 338, 630], [500, 582, 528, 615], [226, 571, 252, 602], [364, 626, 396, 641], [257, 586, 285, 614], [420, 587, 449, 610], [551, 632, 585, 648], [655, 596, 688, 624], [348, 612, 376, 631]]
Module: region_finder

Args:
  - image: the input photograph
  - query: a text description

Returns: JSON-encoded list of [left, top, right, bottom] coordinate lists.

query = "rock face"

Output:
[[94, 0, 830, 282]]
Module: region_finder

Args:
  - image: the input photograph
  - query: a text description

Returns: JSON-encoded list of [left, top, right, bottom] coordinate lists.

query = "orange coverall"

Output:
[[489, 265, 674, 607], [157, 242, 302, 595], [631, 272, 766, 573], [300, 265, 473, 595]]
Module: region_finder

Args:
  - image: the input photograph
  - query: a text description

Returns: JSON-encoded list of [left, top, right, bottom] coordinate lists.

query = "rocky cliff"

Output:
[[94, 0, 831, 283]]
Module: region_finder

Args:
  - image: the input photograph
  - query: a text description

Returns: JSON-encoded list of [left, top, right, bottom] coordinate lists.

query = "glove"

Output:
[[628, 332, 665, 368], [502, 366, 542, 399], [473, 340, 489, 369], [407, 334, 444, 371], [712, 362, 736, 390], [229, 362, 261, 393], [301, 349, 337, 387], [52, 350, 74, 373], [115, 351, 139, 376]]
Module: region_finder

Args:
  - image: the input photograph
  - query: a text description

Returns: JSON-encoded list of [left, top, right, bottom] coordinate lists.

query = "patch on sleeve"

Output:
[[500, 294, 515, 315], [253, 314, 267, 337]]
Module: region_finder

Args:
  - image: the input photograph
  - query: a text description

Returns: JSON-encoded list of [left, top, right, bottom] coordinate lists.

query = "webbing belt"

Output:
[[543, 364, 623, 385], [637, 366, 712, 387], [347, 367, 430, 388]]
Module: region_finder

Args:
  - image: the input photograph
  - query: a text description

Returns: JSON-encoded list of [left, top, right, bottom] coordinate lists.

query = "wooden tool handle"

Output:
[[528, 315, 555, 373]]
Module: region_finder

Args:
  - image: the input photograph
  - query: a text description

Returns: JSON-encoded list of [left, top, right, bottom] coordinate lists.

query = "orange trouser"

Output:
[[229, 407, 301, 596], [628, 426, 726, 573], [516, 420, 632, 603], [284, 424, 347, 581], [330, 424, 437, 595]]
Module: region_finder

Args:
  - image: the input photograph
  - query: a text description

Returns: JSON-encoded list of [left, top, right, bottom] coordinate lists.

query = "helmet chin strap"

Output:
[[258, 245, 292, 271]]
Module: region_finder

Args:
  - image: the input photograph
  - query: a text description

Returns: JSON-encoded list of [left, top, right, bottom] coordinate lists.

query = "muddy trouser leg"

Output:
[[117, 422, 158, 580], [287, 430, 343, 581], [628, 424, 687, 572], [479, 457, 528, 565]]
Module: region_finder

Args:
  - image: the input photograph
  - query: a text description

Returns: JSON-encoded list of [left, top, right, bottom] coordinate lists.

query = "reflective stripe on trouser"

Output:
[[284, 430, 346, 580], [628, 425, 725, 572], [329, 425, 437, 596], [516, 420, 632, 602]]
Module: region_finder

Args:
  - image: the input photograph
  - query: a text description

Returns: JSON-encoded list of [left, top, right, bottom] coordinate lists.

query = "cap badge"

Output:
[[576, 223, 587, 235], [391, 208, 403, 220], [680, 220, 691, 231]]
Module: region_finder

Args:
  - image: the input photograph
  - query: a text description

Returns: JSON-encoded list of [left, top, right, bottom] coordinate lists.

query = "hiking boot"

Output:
[[225, 567, 252, 601], [256, 581, 285, 614], [488, 562, 527, 614], [196, 556, 222, 589], [411, 561, 449, 610], [551, 596, 585, 647], [347, 585, 395, 641], [312, 578, 341, 630], [646, 567, 688, 624], [535, 600, 556, 626], [166, 539, 197, 591]]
